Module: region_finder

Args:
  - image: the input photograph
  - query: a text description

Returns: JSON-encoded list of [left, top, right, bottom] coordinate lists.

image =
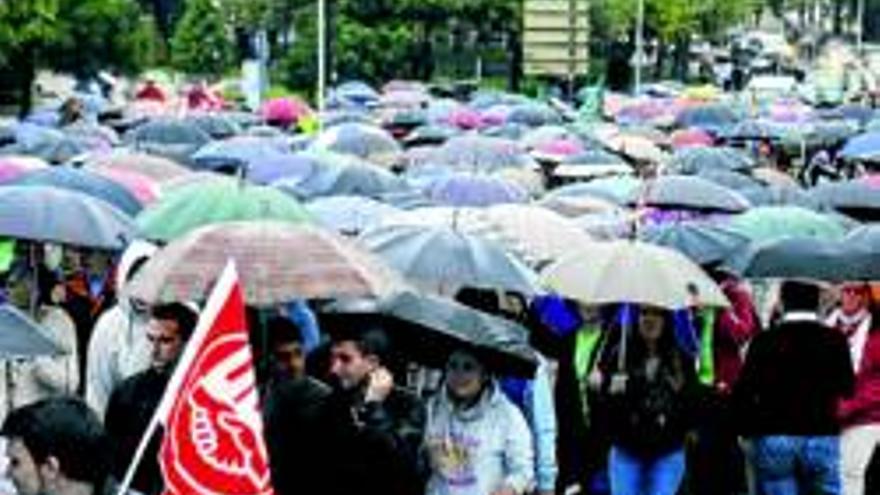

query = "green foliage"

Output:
[[0, 0, 60, 64], [170, 0, 235, 78], [276, 8, 317, 94]]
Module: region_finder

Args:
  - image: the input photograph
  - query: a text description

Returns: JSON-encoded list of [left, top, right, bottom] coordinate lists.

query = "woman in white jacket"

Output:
[[425, 348, 534, 495]]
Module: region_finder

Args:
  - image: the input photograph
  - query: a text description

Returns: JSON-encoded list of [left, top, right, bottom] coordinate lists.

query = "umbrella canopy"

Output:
[[245, 153, 321, 186], [507, 102, 562, 127], [674, 104, 741, 132], [732, 237, 879, 282], [136, 177, 312, 241], [640, 222, 752, 265], [604, 134, 667, 163], [521, 125, 583, 150], [92, 168, 161, 205], [358, 223, 539, 294], [307, 195, 401, 235], [670, 128, 714, 149], [275, 153, 407, 200], [0, 156, 48, 184], [721, 119, 786, 141], [403, 125, 461, 146], [261, 97, 313, 128], [810, 179, 880, 221], [728, 206, 848, 243], [183, 113, 242, 139], [669, 146, 754, 174], [840, 131, 880, 161], [126, 119, 212, 147], [311, 123, 402, 166], [547, 176, 643, 205], [424, 173, 529, 207], [85, 151, 191, 183], [697, 169, 765, 192], [191, 136, 290, 171], [846, 224, 880, 251], [326, 291, 537, 377], [553, 149, 633, 179], [12, 167, 143, 215], [628, 175, 752, 213], [741, 185, 824, 210], [541, 240, 730, 310], [425, 136, 536, 173], [0, 186, 136, 249], [127, 221, 402, 306], [751, 166, 801, 188], [0, 305, 64, 358]]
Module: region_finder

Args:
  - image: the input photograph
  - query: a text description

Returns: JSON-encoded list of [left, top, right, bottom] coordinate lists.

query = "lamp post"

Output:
[[634, 0, 645, 94]]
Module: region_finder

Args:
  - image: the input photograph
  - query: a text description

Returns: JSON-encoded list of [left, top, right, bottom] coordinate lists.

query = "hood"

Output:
[[115, 239, 157, 302], [437, 380, 504, 423]]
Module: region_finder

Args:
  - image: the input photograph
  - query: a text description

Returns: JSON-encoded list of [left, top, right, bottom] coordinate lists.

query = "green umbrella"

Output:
[[728, 206, 848, 243], [136, 177, 312, 241]]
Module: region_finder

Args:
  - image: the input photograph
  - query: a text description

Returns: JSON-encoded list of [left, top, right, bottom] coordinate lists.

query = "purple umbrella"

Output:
[[425, 173, 529, 207]]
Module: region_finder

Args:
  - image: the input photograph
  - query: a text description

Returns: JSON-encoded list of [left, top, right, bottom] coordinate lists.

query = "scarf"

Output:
[[828, 309, 872, 373]]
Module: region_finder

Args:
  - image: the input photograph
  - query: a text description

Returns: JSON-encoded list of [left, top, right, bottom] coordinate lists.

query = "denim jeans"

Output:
[[749, 435, 841, 495], [608, 446, 685, 495]]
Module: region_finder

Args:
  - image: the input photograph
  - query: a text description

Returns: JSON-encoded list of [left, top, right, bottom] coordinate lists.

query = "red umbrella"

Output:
[[261, 97, 313, 128]]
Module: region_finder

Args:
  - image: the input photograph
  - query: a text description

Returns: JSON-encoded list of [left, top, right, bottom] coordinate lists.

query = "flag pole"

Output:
[[115, 262, 240, 495]]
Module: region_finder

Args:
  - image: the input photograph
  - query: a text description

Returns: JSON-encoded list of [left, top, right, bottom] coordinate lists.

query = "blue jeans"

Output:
[[749, 435, 841, 495], [608, 446, 685, 495]]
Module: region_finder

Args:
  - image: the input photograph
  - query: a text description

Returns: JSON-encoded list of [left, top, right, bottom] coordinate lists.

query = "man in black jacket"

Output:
[[104, 303, 197, 495], [734, 280, 854, 495], [319, 321, 426, 495]]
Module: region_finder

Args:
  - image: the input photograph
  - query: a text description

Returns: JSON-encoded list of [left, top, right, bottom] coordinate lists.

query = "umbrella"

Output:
[[628, 175, 752, 213], [307, 195, 401, 235], [0, 156, 47, 184], [382, 204, 593, 267], [541, 240, 730, 310], [184, 113, 242, 139], [426, 136, 535, 173], [63, 122, 120, 148], [670, 128, 714, 149], [846, 224, 880, 251], [698, 169, 765, 192], [0, 186, 136, 249], [358, 223, 539, 294], [127, 221, 402, 306], [136, 177, 312, 241], [275, 153, 407, 200], [85, 152, 192, 183], [0, 305, 64, 358], [92, 168, 161, 205], [311, 123, 402, 166], [741, 185, 824, 210], [403, 125, 460, 146], [245, 153, 321, 185], [674, 104, 741, 132], [125, 119, 212, 147], [480, 123, 529, 140], [332, 81, 379, 105], [191, 136, 290, 171], [731, 237, 879, 282], [604, 134, 667, 163], [507, 103, 562, 127], [669, 146, 755, 174], [810, 179, 880, 221], [424, 173, 529, 207], [751, 166, 801, 188], [326, 291, 537, 377], [721, 119, 786, 141], [444, 107, 485, 130], [639, 223, 752, 265], [539, 195, 622, 218], [840, 131, 880, 161], [728, 206, 848, 243], [261, 97, 313, 128], [521, 126, 583, 150], [546, 176, 642, 205], [553, 150, 633, 179], [12, 167, 144, 215]]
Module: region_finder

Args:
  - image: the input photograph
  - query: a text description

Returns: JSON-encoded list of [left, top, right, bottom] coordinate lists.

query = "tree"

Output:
[[0, 0, 154, 115], [170, 0, 235, 78]]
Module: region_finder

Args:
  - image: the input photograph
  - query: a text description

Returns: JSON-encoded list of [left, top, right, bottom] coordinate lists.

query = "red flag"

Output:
[[157, 262, 274, 495]]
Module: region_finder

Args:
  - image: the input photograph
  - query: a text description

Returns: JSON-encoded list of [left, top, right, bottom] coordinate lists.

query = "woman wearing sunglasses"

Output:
[[424, 348, 535, 495]]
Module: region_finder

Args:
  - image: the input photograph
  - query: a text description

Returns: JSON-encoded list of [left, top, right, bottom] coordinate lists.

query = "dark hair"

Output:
[[331, 322, 390, 364], [2, 397, 111, 486], [151, 302, 198, 341], [780, 280, 820, 313], [267, 316, 303, 348]]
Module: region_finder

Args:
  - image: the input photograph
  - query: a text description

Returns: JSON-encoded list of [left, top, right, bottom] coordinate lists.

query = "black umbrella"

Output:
[[640, 223, 751, 265], [730, 237, 879, 282], [0, 305, 64, 358], [324, 291, 538, 377]]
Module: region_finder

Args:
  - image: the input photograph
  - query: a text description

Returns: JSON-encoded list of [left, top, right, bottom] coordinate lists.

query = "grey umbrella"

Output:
[[640, 223, 752, 265], [0, 305, 64, 358], [731, 237, 879, 282], [670, 146, 755, 174], [810, 179, 880, 221], [628, 175, 752, 213]]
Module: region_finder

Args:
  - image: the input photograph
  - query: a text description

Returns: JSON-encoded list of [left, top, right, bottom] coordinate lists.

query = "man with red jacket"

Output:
[[830, 283, 880, 495]]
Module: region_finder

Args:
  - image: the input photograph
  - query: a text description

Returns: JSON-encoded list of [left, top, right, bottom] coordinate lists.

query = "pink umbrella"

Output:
[[0, 156, 47, 184], [93, 168, 161, 205], [261, 97, 313, 128], [533, 138, 584, 158], [671, 128, 714, 149], [482, 105, 514, 126], [862, 174, 880, 188], [767, 100, 812, 123], [446, 108, 485, 130]]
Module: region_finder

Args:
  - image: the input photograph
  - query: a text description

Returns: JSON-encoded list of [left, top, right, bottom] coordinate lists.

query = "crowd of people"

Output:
[[0, 233, 876, 495]]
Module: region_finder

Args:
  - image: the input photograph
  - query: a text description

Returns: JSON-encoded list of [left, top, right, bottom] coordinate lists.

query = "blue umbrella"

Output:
[[125, 119, 212, 146], [426, 135, 535, 173], [424, 173, 529, 207], [627, 175, 752, 213], [310, 123, 401, 165], [507, 103, 562, 127], [674, 104, 741, 133], [275, 153, 407, 200], [306, 195, 401, 234], [191, 136, 290, 171], [546, 176, 643, 205], [332, 81, 379, 106], [0, 305, 64, 358], [12, 167, 143, 215], [731, 237, 879, 282], [185, 113, 242, 139], [247, 153, 322, 185], [640, 222, 751, 265], [840, 131, 880, 161], [741, 185, 824, 210], [0, 186, 136, 249]]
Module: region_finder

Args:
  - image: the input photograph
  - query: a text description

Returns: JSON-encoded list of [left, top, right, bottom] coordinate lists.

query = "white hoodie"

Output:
[[85, 241, 156, 417]]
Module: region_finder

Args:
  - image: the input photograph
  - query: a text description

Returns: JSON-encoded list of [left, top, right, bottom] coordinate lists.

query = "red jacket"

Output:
[[839, 327, 880, 428], [714, 280, 759, 390]]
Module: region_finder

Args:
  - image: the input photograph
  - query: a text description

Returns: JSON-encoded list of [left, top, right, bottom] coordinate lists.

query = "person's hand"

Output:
[[364, 366, 394, 403], [490, 486, 516, 495], [609, 373, 628, 395]]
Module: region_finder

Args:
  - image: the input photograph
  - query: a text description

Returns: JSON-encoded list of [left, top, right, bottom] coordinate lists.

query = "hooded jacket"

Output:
[[425, 381, 534, 495], [86, 241, 156, 417]]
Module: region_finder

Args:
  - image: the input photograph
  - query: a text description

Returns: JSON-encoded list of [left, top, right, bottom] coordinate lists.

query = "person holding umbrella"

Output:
[[424, 346, 535, 495], [591, 305, 698, 495]]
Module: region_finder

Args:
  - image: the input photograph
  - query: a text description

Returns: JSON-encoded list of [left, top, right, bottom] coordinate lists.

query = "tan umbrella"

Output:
[[751, 166, 800, 189], [605, 134, 668, 163], [541, 239, 730, 310], [127, 220, 404, 306]]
